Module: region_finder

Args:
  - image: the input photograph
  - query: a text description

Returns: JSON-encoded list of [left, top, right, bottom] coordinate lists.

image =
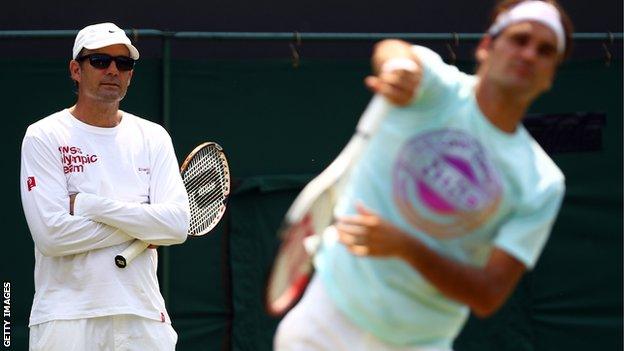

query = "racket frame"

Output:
[[265, 95, 390, 316], [181, 142, 231, 237], [114, 142, 230, 268]]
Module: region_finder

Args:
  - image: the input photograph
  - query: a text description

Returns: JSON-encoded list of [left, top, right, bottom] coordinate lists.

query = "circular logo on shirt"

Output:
[[392, 129, 502, 239]]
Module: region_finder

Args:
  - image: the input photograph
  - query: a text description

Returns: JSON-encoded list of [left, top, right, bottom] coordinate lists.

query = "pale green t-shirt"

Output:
[[315, 45, 565, 349]]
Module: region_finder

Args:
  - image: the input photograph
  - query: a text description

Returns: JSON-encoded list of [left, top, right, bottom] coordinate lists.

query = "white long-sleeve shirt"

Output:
[[20, 109, 190, 326]]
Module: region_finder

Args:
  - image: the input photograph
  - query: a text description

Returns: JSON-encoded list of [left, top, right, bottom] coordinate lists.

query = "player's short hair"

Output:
[[71, 48, 87, 93]]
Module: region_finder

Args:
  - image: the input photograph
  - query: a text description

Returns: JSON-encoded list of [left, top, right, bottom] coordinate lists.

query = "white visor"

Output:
[[487, 1, 565, 54]]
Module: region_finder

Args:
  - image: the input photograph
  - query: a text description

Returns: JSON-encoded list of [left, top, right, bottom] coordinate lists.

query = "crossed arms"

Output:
[[20, 131, 190, 257]]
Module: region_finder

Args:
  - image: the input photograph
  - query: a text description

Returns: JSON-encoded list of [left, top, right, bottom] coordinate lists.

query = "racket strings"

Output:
[[183, 146, 229, 236], [188, 170, 222, 207], [187, 179, 224, 233]]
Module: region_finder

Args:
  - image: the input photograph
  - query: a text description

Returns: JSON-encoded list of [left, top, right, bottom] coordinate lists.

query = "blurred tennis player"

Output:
[[20, 23, 190, 350], [276, 1, 573, 350]]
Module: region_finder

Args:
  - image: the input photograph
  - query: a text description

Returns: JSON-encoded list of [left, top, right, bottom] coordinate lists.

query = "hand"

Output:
[[336, 203, 410, 257], [69, 193, 77, 215], [365, 59, 422, 106], [147, 244, 159, 249]]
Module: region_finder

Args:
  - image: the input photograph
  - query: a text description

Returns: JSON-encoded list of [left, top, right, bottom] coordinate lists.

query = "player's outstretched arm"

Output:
[[336, 204, 526, 318], [365, 39, 423, 107]]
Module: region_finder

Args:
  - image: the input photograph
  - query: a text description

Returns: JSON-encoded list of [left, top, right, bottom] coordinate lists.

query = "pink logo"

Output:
[[58, 146, 98, 174], [393, 129, 502, 239], [27, 176, 36, 191]]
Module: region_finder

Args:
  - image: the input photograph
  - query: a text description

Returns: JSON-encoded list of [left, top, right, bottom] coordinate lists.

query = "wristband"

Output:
[[381, 58, 419, 73]]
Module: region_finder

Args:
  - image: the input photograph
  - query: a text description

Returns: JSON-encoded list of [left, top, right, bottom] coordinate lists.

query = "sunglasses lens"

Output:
[[89, 54, 113, 69], [79, 54, 135, 71], [114, 57, 135, 71]]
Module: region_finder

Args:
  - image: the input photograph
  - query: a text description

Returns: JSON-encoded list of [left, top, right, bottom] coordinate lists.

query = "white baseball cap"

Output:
[[72, 22, 140, 60]]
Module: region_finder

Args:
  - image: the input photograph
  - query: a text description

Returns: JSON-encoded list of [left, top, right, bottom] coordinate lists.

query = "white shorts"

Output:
[[274, 275, 450, 351], [29, 314, 177, 351]]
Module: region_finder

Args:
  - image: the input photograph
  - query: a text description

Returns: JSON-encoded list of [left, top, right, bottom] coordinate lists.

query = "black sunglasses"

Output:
[[76, 53, 135, 71]]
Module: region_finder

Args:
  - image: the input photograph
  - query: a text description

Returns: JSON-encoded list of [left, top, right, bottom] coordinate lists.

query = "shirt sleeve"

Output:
[[73, 129, 190, 246], [494, 180, 565, 269], [411, 45, 466, 109], [20, 131, 134, 257]]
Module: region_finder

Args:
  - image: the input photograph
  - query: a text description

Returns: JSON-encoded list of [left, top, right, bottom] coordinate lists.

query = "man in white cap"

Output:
[[20, 22, 190, 350], [276, 1, 573, 350]]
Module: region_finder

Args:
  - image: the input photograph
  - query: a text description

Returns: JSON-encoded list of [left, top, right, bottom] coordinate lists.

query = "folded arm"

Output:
[[71, 131, 190, 246], [20, 133, 134, 257], [73, 192, 189, 246]]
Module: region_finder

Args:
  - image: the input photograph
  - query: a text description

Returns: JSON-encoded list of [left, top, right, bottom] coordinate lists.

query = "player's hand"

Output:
[[69, 193, 77, 215], [365, 58, 422, 107], [147, 244, 158, 249], [336, 203, 410, 257]]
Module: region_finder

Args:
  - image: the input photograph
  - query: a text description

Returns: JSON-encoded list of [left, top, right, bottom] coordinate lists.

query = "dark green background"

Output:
[[2, 56, 621, 350]]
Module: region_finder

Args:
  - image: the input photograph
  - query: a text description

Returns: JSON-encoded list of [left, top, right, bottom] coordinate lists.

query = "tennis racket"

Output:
[[265, 95, 390, 316], [115, 142, 230, 268]]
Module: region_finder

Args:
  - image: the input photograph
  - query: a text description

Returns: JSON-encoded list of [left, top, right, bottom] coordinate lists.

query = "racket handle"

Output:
[[115, 240, 150, 268]]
